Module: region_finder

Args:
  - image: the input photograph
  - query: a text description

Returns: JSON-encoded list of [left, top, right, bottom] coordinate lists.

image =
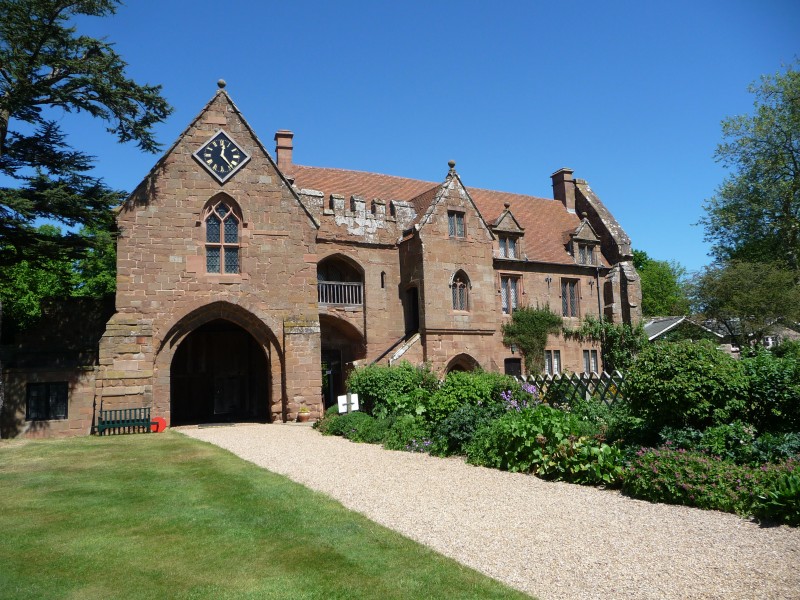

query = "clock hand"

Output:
[[219, 141, 233, 167]]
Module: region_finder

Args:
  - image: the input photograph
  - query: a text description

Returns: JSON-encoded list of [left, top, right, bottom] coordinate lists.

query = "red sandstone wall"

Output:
[[98, 91, 322, 423]]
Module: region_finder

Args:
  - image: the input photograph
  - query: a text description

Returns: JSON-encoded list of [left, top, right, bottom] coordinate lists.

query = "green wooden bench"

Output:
[[96, 406, 155, 435]]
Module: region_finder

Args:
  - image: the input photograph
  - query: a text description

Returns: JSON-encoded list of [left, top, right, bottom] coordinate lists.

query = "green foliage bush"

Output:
[[753, 470, 800, 526], [772, 340, 800, 360], [623, 447, 800, 523], [314, 406, 344, 436], [315, 409, 393, 444], [659, 425, 800, 466], [698, 421, 758, 463], [428, 371, 518, 424], [382, 415, 432, 452], [740, 349, 800, 433], [429, 403, 502, 457], [624, 340, 748, 432], [566, 397, 649, 447], [466, 405, 625, 485], [752, 432, 800, 464], [336, 412, 391, 443], [346, 362, 439, 417]]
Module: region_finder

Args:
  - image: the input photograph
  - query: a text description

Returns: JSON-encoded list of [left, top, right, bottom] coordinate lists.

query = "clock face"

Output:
[[193, 130, 251, 183]]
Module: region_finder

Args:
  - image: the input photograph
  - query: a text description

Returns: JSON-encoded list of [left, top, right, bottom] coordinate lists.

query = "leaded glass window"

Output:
[[583, 349, 598, 374], [207, 215, 220, 243], [561, 279, 578, 317], [224, 218, 238, 244], [577, 243, 594, 265], [224, 248, 239, 274], [545, 350, 561, 375], [499, 236, 517, 258], [207, 247, 220, 272], [451, 271, 469, 310], [448, 211, 465, 238], [501, 275, 519, 314], [205, 200, 240, 274]]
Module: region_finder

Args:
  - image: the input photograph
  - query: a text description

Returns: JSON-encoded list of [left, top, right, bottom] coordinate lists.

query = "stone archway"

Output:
[[170, 319, 270, 425], [319, 315, 366, 410], [445, 353, 480, 373]]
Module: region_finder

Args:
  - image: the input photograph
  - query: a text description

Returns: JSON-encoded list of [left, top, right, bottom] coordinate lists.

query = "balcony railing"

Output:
[[318, 281, 363, 306]]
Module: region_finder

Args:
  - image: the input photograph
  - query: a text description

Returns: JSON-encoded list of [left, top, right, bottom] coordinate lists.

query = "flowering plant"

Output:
[[500, 382, 540, 412]]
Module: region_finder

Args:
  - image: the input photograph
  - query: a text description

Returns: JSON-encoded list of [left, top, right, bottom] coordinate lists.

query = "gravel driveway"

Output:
[[178, 423, 799, 600]]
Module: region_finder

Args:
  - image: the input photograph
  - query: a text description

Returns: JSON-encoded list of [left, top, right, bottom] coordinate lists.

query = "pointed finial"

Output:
[[217, 79, 227, 89]]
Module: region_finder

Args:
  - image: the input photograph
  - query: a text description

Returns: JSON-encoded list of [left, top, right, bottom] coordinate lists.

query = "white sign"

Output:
[[337, 393, 359, 413]]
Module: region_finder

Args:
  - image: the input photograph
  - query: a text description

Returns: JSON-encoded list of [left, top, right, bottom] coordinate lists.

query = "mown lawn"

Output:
[[0, 432, 531, 599]]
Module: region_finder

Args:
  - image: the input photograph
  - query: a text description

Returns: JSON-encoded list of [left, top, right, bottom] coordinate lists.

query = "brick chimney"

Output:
[[274, 130, 294, 172], [551, 167, 576, 213]]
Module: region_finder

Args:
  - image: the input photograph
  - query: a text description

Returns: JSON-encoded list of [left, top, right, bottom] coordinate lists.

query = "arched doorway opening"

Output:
[[170, 319, 270, 425], [445, 353, 480, 374], [320, 315, 366, 410]]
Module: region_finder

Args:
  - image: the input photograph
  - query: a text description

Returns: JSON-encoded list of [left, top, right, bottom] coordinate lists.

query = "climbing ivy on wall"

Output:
[[501, 305, 563, 374], [563, 316, 649, 372]]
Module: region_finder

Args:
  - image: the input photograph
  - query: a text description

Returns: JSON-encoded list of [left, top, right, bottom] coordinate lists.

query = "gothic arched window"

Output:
[[206, 200, 239, 274], [451, 270, 470, 311]]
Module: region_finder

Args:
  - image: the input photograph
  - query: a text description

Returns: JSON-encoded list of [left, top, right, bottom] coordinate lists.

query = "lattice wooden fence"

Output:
[[519, 371, 625, 406]]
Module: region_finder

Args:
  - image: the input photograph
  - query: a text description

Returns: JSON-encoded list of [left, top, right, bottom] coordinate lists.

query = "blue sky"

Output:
[[56, 1, 800, 273]]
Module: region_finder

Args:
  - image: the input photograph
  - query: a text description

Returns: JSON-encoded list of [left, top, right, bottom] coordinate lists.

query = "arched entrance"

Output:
[[170, 319, 270, 425], [445, 353, 480, 374], [320, 315, 366, 410]]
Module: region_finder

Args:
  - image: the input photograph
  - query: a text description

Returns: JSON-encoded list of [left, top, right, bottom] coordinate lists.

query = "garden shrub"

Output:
[[382, 414, 432, 452], [568, 397, 649, 448], [427, 370, 519, 424], [429, 403, 501, 457], [624, 340, 748, 433], [623, 447, 800, 522], [466, 405, 624, 485], [740, 349, 800, 433], [698, 421, 758, 464], [346, 362, 439, 417], [771, 339, 800, 360], [335, 412, 390, 443], [659, 425, 800, 467], [752, 469, 800, 526], [319, 411, 386, 443], [751, 432, 800, 464], [315, 406, 344, 435], [658, 425, 704, 450]]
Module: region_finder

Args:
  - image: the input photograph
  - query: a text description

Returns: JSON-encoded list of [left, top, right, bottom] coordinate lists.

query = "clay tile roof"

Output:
[[291, 165, 436, 203], [468, 188, 583, 265], [408, 185, 441, 219], [291, 165, 592, 265]]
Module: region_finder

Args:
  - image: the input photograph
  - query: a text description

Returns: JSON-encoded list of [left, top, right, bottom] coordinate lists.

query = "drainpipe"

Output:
[[595, 266, 603, 321]]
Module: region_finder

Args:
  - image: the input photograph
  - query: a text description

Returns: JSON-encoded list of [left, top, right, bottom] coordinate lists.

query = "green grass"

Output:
[[0, 432, 531, 600]]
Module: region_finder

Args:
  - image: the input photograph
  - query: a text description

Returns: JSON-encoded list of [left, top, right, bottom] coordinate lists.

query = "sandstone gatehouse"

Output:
[[1, 83, 640, 438]]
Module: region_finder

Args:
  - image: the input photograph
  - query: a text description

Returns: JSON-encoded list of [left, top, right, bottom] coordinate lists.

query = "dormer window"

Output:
[[577, 243, 595, 266], [498, 235, 518, 259]]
